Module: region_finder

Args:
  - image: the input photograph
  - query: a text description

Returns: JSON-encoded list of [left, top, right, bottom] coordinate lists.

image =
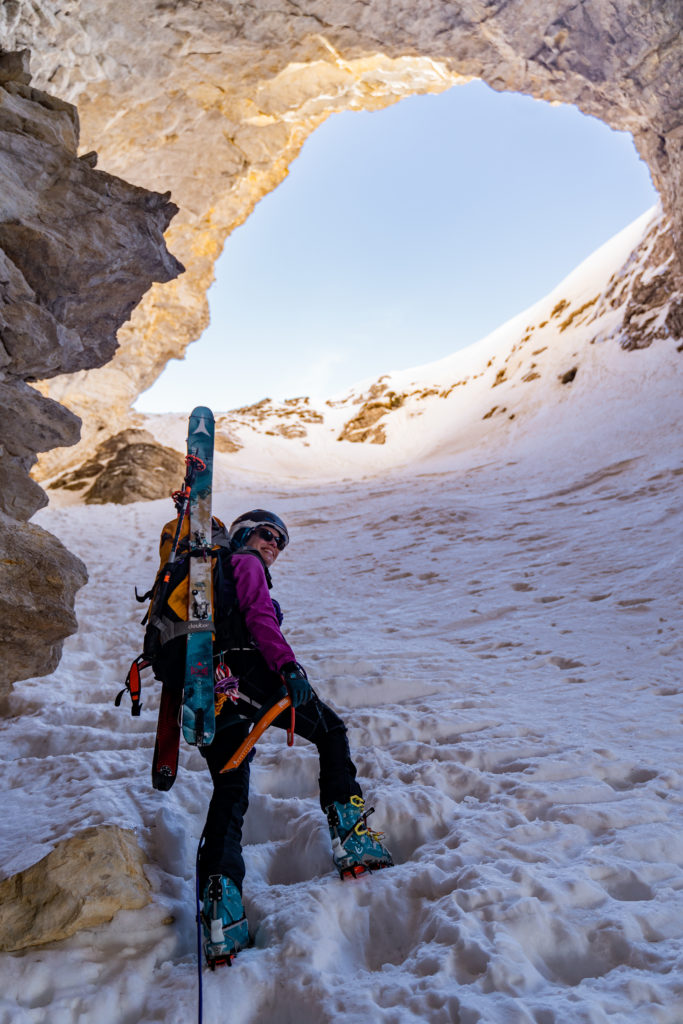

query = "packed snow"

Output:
[[1, 207, 682, 1023]]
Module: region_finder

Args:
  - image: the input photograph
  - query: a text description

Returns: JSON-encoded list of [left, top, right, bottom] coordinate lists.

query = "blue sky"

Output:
[[136, 80, 657, 414]]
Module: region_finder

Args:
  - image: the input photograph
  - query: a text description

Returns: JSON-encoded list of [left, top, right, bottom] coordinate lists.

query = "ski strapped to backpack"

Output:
[[117, 405, 298, 791], [181, 406, 217, 748], [116, 414, 220, 788], [156, 451, 207, 615]]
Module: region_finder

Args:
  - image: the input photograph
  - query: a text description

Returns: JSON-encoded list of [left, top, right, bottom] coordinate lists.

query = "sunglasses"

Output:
[[254, 526, 287, 550]]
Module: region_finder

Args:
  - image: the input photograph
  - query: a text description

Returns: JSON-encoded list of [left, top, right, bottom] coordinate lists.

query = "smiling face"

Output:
[[244, 525, 285, 567]]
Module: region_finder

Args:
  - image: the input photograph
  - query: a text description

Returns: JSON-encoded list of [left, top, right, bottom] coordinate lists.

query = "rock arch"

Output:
[[7, 1, 683, 450]]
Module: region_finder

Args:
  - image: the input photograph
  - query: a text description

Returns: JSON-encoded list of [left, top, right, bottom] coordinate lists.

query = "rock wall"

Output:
[[1, 0, 680, 479], [0, 49, 183, 694]]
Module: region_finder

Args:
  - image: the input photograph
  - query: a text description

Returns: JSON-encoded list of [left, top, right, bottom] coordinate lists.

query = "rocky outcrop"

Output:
[[0, 49, 183, 693], [50, 428, 185, 504], [0, 826, 151, 951], [599, 215, 683, 351], [0, 0, 679, 477], [337, 381, 404, 444], [0, 510, 87, 691]]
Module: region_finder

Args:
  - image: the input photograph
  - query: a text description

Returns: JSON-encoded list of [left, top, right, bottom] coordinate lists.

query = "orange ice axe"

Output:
[[220, 688, 295, 773]]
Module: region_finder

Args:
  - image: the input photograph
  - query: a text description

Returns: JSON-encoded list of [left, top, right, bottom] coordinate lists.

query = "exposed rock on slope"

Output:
[[335, 209, 683, 443], [140, 205, 676, 463], [0, 49, 183, 694], [337, 381, 404, 444], [2, 1, 680, 465], [0, 826, 150, 951], [51, 429, 185, 504]]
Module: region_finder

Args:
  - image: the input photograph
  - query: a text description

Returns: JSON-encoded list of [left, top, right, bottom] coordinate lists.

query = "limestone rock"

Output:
[[0, 510, 87, 694], [0, 454, 48, 521], [0, 826, 151, 952], [338, 384, 404, 444], [50, 428, 185, 504], [214, 429, 243, 454], [0, 380, 81, 460], [0, 50, 183, 696], [83, 441, 184, 504], [0, 68, 183, 381]]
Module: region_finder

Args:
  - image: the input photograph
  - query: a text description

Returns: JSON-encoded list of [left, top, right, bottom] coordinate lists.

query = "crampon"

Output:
[[200, 874, 249, 969]]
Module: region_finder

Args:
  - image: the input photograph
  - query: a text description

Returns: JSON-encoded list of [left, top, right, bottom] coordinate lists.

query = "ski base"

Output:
[[182, 405, 216, 748], [182, 644, 215, 747]]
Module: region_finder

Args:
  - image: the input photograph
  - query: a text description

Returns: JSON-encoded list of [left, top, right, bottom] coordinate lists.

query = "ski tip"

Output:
[[189, 406, 215, 420]]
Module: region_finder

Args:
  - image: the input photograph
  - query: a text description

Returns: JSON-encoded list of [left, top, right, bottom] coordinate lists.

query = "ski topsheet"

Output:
[[182, 406, 216, 747]]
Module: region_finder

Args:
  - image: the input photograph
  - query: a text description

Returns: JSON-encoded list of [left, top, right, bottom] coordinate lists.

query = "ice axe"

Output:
[[220, 686, 295, 773]]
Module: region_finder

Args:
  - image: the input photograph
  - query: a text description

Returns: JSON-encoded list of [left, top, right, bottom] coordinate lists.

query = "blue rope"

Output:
[[196, 833, 205, 1024]]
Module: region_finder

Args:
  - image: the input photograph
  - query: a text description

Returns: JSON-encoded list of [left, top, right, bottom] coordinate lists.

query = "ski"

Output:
[[152, 683, 182, 790], [182, 406, 216, 747]]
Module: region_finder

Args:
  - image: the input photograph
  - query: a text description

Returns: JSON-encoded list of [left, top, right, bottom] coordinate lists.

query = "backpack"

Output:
[[141, 514, 233, 663], [116, 515, 276, 715], [116, 514, 235, 714]]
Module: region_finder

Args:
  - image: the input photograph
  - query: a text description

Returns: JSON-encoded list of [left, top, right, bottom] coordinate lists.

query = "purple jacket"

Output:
[[231, 552, 295, 673]]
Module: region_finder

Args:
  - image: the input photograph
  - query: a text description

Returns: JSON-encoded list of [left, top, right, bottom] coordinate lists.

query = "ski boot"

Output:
[[325, 795, 394, 880], [200, 874, 249, 968]]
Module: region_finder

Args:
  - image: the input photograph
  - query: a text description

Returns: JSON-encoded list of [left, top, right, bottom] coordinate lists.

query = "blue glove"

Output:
[[282, 662, 312, 707]]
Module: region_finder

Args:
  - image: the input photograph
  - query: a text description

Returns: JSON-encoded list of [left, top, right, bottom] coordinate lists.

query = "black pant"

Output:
[[198, 660, 362, 893]]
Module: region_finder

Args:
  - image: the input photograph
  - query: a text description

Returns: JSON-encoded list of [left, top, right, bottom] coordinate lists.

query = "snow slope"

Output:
[[133, 206, 678, 488], [1, 207, 682, 1023]]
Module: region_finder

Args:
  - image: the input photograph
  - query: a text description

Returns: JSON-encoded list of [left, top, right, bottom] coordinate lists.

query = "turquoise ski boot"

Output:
[[326, 795, 394, 879], [201, 874, 249, 968]]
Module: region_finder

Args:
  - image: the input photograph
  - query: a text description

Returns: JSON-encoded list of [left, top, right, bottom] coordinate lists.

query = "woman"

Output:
[[199, 509, 393, 967]]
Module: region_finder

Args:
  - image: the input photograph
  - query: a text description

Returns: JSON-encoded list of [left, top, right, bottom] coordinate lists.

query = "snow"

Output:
[[1, 206, 683, 1023]]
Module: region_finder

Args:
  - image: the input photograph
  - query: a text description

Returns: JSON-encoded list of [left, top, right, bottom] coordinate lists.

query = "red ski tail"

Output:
[[152, 683, 182, 791]]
